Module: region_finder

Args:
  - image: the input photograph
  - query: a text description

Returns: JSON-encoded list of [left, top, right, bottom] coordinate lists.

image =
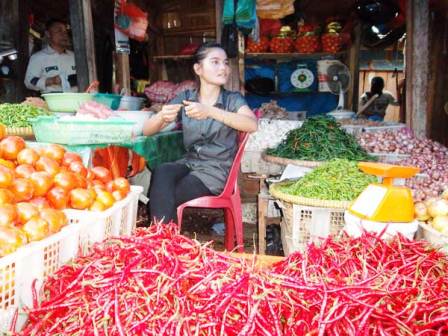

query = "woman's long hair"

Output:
[[367, 76, 385, 98]]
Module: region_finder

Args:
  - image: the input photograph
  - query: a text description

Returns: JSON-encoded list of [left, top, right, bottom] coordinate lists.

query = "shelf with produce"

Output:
[[245, 51, 345, 60], [153, 55, 195, 61], [161, 27, 215, 37]]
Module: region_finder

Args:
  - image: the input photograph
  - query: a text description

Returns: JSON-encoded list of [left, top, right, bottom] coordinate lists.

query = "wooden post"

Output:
[[347, 23, 361, 111], [69, 0, 97, 91], [0, 0, 28, 102], [406, 0, 430, 137], [115, 53, 131, 93]]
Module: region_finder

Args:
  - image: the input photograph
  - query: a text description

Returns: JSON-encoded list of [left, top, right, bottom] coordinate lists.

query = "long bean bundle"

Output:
[[267, 116, 373, 161], [279, 159, 376, 201]]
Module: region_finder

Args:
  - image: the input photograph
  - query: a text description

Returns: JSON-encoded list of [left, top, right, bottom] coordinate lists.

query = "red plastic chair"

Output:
[[177, 133, 249, 252]]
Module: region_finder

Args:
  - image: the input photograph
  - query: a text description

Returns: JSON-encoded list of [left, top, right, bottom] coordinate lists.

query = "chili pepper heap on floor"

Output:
[[19, 223, 448, 335]]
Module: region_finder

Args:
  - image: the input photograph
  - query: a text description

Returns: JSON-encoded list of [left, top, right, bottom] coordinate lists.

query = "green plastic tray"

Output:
[[31, 116, 136, 145]]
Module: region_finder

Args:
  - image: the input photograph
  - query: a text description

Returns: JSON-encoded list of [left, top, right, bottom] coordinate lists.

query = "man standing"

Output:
[[25, 19, 78, 93]]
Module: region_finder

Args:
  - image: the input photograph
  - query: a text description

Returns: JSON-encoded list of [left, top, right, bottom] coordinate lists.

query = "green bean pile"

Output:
[[279, 159, 376, 201], [267, 116, 373, 161], [0, 103, 51, 127]]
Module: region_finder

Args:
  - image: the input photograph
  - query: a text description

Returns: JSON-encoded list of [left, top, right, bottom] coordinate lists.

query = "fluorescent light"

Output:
[[371, 25, 380, 34]]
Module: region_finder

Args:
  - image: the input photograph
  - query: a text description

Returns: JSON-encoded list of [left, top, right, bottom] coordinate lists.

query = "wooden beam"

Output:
[[215, 0, 223, 41], [115, 53, 131, 93], [347, 23, 361, 111], [406, 0, 430, 137], [69, 0, 97, 91], [0, 0, 29, 102]]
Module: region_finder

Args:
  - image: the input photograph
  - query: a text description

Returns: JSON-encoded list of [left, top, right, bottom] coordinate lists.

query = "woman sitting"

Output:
[[358, 76, 399, 121], [143, 42, 258, 223]]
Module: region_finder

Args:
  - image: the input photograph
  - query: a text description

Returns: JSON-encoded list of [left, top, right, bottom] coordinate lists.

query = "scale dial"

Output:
[[290, 68, 314, 89]]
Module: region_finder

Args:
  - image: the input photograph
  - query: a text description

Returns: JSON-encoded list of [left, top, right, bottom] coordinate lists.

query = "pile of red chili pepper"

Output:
[[19, 224, 448, 335]]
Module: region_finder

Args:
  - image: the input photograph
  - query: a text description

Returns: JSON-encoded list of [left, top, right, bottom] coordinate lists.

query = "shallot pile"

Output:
[[357, 128, 448, 201], [258, 100, 288, 120]]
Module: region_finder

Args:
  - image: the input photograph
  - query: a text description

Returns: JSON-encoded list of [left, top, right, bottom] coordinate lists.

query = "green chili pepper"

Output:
[[267, 116, 374, 162], [0, 103, 51, 128], [279, 159, 376, 201]]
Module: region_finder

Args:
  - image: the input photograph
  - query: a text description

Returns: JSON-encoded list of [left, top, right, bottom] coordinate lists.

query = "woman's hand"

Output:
[[159, 104, 182, 123], [183, 100, 210, 120]]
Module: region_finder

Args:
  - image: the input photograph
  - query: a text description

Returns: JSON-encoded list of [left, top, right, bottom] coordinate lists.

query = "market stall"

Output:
[[1, 0, 448, 334]]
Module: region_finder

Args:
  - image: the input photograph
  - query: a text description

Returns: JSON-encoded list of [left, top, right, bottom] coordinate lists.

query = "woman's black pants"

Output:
[[148, 162, 212, 223]]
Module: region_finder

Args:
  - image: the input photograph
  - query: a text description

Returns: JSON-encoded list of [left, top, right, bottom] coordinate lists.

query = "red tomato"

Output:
[[91, 167, 112, 184], [41, 144, 65, 165], [95, 190, 115, 209], [0, 204, 17, 226], [29, 197, 51, 210], [40, 208, 67, 233], [29, 172, 53, 197], [17, 148, 39, 166], [53, 172, 77, 191], [112, 190, 126, 201], [22, 216, 49, 241], [0, 226, 27, 256], [106, 180, 115, 193], [15, 164, 36, 179], [0, 166, 14, 188], [16, 202, 39, 225], [112, 177, 130, 194], [68, 161, 87, 177], [90, 200, 106, 211], [0, 188, 15, 205], [35, 156, 60, 177], [73, 174, 87, 189], [11, 178, 34, 202], [47, 187, 68, 210], [86, 169, 95, 181], [0, 136, 26, 160], [62, 152, 83, 167], [69, 188, 95, 210], [0, 158, 15, 170]]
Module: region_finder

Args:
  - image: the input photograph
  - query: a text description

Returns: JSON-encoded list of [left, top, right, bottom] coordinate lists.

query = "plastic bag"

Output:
[[256, 0, 295, 19], [115, 2, 148, 42]]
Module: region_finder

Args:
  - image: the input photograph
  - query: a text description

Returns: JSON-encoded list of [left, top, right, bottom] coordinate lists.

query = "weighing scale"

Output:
[[345, 162, 420, 238]]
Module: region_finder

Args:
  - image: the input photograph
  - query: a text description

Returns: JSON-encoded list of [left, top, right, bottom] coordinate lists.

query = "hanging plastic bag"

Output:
[[221, 0, 238, 58], [256, 0, 295, 19], [115, 2, 148, 42]]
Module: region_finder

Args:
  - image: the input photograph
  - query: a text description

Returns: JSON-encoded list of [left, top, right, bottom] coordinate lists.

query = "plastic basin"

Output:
[[113, 110, 153, 135], [113, 110, 176, 135], [118, 96, 145, 110], [93, 93, 122, 110], [42, 93, 93, 112]]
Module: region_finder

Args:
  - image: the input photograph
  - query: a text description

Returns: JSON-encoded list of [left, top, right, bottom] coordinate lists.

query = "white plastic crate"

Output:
[[344, 212, 418, 240], [363, 123, 406, 133], [64, 185, 142, 255], [279, 201, 346, 255], [0, 224, 81, 333], [419, 222, 448, 253], [241, 150, 283, 175]]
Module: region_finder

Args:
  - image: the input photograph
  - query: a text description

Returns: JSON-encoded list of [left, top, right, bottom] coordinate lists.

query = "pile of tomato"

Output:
[[0, 134, 130, 257], [246, 37, 270, 53], [321, 33, 343, 53]]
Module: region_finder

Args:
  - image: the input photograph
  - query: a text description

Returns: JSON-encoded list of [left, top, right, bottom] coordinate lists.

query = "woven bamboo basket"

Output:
[[270, 182, 351, 255], [6, 126, 34, 139], [262, 151, 324, 168]]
